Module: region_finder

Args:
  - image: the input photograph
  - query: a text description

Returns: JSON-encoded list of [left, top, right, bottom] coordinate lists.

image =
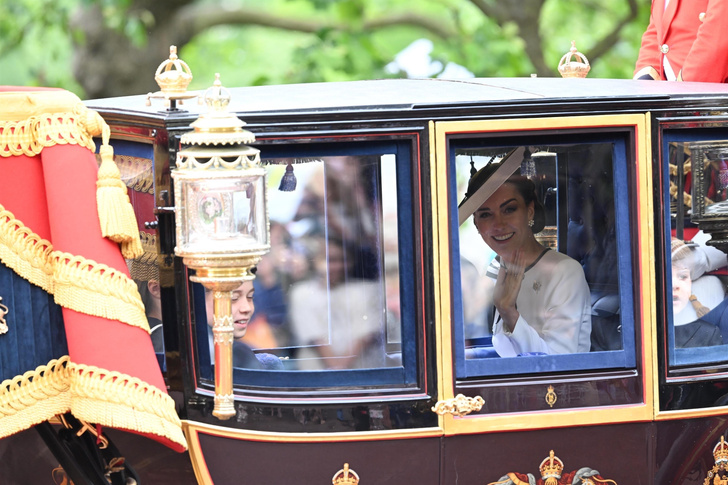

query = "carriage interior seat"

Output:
[[589, 290, 621, 352]]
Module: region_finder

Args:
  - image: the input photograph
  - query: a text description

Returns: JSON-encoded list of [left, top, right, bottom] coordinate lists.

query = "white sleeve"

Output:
[[492, 311, 550, 356], [495, 258, 591, 355], [690, 230, 728, 278]]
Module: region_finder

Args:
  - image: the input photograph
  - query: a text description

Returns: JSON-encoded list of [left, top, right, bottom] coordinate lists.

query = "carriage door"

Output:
[[431, 115, 654, 485], [652, 119, 728, 483]]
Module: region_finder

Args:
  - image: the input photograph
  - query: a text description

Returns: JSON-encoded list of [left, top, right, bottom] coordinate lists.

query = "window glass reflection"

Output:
[[194, 154, 401, 375], [119, 148, 168, 369], [455, 141, 624, 374], [667, 140, 728, 366], [670, 238, 723, 348]]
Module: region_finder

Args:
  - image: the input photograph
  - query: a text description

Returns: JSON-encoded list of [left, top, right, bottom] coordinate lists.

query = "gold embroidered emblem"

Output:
[[704, 436, 728, 485], [332, 463, 360, 485], [545, 385, 557, 408], [486, 449, 618, 485]]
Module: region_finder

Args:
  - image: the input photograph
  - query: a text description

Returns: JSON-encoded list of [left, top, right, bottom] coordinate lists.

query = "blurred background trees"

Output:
[[0, 0, 650, 99]]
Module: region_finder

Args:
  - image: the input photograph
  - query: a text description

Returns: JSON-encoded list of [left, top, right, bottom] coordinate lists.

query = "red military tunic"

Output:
[[634, 0, 728, 82]]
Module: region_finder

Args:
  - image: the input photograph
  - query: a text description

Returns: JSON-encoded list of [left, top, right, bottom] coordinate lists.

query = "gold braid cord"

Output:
[[0, 205, 148, 333], [0, 356, 187, 450], [0, 90, 142, 259]]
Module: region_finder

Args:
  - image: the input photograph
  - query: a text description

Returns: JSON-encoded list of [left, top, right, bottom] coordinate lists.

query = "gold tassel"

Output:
[[85, 109, 142, 259]]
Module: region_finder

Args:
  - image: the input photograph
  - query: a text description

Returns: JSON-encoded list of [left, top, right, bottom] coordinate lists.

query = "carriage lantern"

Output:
[[172, 73, 269, 420]]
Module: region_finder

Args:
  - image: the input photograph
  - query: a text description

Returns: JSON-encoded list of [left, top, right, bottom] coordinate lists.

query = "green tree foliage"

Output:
[[0, 0, 82, 92], [0, 0, 651, 99]]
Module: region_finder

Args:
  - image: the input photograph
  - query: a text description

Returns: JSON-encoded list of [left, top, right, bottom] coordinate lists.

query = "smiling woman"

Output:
[[460, 156, 591, 357], [452, 135, 633, 380]]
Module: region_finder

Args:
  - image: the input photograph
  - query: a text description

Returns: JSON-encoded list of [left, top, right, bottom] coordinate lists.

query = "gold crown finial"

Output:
[[332, 463, 360, 485], [204, 73, 231, 113], [180, 73, 255, 147], [714, 436, 728, 468], [558, 41, 590, 78], [154, 45, 193, 95], [539, 450, 564, 485]]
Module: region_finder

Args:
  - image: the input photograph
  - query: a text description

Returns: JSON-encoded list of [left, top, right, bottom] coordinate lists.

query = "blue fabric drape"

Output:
[[0, 261, 67, 381]]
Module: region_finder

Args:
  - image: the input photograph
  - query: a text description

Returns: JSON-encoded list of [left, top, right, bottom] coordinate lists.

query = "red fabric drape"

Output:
[[0, 86, 185, 452]]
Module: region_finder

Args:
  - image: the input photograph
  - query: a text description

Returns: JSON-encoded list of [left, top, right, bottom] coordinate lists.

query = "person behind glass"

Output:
[[460, 160, 592, 356], [205, 268, 283, 370], [671, 238, 723, 348], [137, 279, 164, 353], [289, 234, 383, 370]]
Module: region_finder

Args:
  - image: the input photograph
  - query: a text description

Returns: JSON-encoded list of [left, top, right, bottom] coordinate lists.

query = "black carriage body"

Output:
[[82, 77, 728, 485]]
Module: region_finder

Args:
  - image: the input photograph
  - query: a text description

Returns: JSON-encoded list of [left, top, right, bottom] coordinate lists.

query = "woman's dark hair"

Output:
[[460, 161, 546, 233]]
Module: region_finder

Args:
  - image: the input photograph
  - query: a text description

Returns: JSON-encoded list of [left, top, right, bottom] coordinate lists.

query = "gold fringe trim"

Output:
[[128, 232, 160, 282], [115, 155, 155, 194], [0, 206, 149, 333], [53, 251, 148, 331], [0, 358, 70, 438], [0, 90, 142, 259], [0, 211, 55, 292], [0, 113, 95, 157], [70, 362, 185, 448], [0, 356, 187, 450]]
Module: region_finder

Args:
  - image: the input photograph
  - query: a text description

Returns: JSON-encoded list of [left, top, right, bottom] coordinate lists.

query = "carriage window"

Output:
[[452, 134, 636, 378], [665, 138, 728, 368], [190, 142, 418, 391]]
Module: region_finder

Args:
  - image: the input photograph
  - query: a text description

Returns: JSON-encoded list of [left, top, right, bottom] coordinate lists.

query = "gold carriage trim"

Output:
[[69, 362, 185, 448], [0, 206, 148, 333], [0, 90, 142, 259], [0, 103, 96, 156], [114, 155, 155, 194], [0, 356, 187, 450], [128, 232, 161, 283], [432, 394, 485, 417], [0, 357, 70, 438]]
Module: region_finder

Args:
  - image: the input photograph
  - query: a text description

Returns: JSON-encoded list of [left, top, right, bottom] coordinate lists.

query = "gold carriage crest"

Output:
[[487, 450, 617, 485], [332, 463, 359, 485], [704, 436, 728, 485]]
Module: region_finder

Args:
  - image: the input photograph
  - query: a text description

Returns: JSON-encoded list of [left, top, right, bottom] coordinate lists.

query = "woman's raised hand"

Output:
[[494, 249, 525, 333]]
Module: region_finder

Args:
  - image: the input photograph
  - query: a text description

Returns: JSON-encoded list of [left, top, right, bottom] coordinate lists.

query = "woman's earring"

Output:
[[528, 219, 535, 227]]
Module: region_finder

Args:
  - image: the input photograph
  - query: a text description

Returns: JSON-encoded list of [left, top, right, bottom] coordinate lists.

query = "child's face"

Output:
[[205, 280, 255, 340], [672, 262, 692, 314]]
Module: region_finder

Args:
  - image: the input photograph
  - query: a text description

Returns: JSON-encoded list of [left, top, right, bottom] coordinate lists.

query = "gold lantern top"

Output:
[[180, 73, 256, 149], [176, 74, 260, 172], [558, 41, 591, 78], [173, 73, 268, 260]]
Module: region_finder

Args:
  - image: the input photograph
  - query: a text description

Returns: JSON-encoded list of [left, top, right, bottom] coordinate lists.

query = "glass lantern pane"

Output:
[[181, 174, 267, 254]]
